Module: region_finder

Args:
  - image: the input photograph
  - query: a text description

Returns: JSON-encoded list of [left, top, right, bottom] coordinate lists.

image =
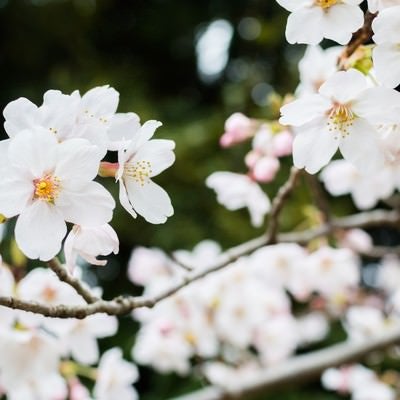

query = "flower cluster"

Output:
[[0, 86, 175, 262], [0, 262, 139, 400], [129, 241, 363, 377]]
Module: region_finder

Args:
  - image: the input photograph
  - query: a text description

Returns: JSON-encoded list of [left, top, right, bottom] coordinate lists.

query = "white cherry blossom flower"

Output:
[[0, 129, 115, 260], [0, 263, 16, 330], [3, 86, 120, 154], [64, 224, 119, 270], [280, 69, 400, 174], [206, 171, 270, 227], [320, 159, 394, 209], [93, 348, 139, 400], [372, 6, 400, 88], [117, 120, 175, 224], [276, 0, 364, 45]]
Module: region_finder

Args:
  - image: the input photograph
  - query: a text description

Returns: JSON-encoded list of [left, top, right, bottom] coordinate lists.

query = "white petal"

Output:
[[54, 138, 102, 183], [280, 94, 331, 126], [81, 85, 119, 116], [124, 179, 173, 224], [56, 182, 115, 227], [372, 5, 400, 44], [133, 139, 175, 177], [125, 120, 163, 157], [0, 174, 32, 218], [339, 119, 384, 172], [322, 4, 364, 45], [3, 98, 38, 137], [285, 7, 324, 45], [319, 69, 368, 104], [352, 87, 400, 124], [118, 180, 137, 218], [108, 112, 141, 151], [276, 0, 311, 11], [69, 332, 99, 365], [15, 201, 66, 261], [372, 44, 400, 88], [293, 118, 339, 174], [8, 128, 58, 178]]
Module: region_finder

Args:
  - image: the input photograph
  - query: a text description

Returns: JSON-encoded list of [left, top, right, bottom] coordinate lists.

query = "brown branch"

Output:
[[305, 174, 331, 224], [338, 11, 377, 69], [0, 208, 398, 319], [266, 167, 301, 243], [47, 258, 99, 304], [171, 327, 400, 400]]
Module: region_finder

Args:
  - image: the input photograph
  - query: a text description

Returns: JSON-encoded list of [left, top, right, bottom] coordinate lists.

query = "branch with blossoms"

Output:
[[3, 1, 400, 400]]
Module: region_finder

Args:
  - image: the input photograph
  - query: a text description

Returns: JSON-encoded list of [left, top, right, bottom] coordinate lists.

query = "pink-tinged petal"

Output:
[[280, 94, 331, 127], [118, 180, 137, 218], [15, 201, 66, 261], [124, 179, 173, 224], [0, 174, 32, 217], [285, 7, 324, 45], [352, 87, 400, 124], [3, 97, 38, 137], [69, 332, 99, 365], [55, 138, 103, 183], [133, 139, 175, 177], [319, 69, 368, 104], [8, 128, 58, 178], [108, 112, 141, 151], [372, 6, 400, 44], [339, 119, 384, 172], [293, 118, 339, 174], [322, 4, 364, 45], [56, 182, 115, 227], [372, 44, 400, 88]]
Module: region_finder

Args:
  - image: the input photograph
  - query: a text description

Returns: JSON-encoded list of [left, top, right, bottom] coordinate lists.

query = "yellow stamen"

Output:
[[33, 174, 61, 203], [315, 0, 339, 8], [124, 160, 153, 186], [327, 104, 355, 138]]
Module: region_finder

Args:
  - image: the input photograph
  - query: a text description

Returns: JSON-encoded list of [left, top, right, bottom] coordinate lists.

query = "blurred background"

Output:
[[0, 1, 353, 398]]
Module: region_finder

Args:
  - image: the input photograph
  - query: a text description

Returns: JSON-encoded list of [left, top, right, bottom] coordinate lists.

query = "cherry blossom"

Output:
[[206, 171, 270, 226], [276, 0, 364, 45], [93, 348, 139, 400], [117, 120, 175, 224], [64, 223, 119, 270], [280, 69, 400, 174], [0, 129, 115, 260]]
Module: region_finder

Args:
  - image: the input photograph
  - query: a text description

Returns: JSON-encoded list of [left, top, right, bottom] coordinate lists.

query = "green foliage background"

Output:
[[0, 1, 352, 398]]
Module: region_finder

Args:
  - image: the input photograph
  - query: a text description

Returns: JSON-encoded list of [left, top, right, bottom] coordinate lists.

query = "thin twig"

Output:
[[266, 167, 301, 244], [171, 327, 400, 400], [47, 258, 99, 304]]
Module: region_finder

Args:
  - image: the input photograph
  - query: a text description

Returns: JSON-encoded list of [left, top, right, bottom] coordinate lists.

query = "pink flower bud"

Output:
[[245, 150, 261, 169], [272, 130, 293, 157], [220, 113, 254, 148], [252, 156, 280, 183]]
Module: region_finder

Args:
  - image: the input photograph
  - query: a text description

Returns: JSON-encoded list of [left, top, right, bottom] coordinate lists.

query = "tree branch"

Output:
[[171, 327, 400, 400], [47, 258, 100, 304], [0, 208, 398, 319]]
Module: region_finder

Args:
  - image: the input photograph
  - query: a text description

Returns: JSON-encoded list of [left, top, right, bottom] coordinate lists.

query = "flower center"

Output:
[[327, 104, 355, 138], [33, 174, 61, 203], [124, 160, 153, 186], [315, 0, 339, 8]]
